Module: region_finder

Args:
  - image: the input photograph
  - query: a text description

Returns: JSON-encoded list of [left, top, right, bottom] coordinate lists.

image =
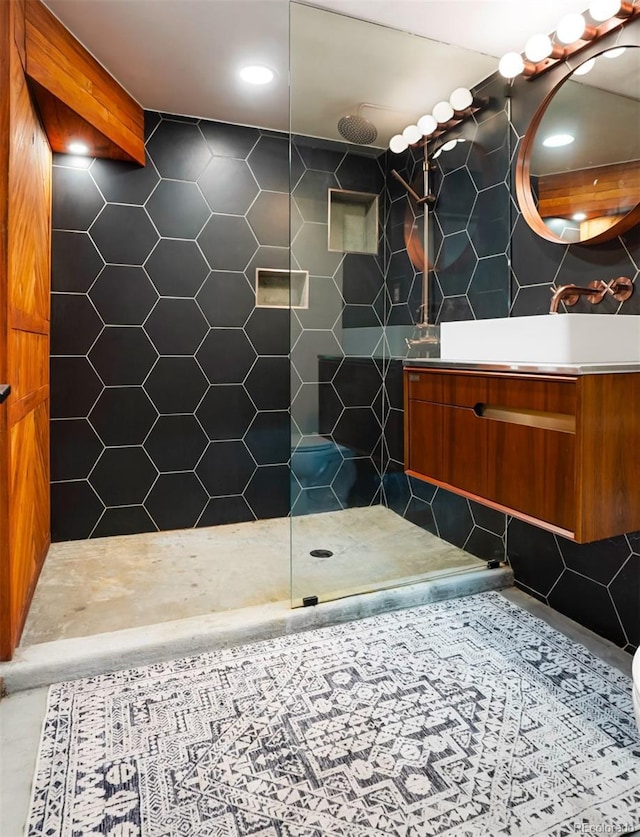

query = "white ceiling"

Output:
[[43, 0, 596, 144]]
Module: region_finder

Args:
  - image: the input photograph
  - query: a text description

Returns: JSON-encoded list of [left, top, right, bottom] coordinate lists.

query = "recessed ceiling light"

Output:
[[542, 134, 575, 148], [572, 212, 587, 221], [239, 65, 274, 85], [68, 141, 89, 155]]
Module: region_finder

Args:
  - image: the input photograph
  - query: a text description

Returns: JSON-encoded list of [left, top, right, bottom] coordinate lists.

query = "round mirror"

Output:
[[516, 45, 640, 244]]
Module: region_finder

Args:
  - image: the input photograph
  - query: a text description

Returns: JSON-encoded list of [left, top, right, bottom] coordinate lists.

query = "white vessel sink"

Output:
[[440, 314, 640, 365]]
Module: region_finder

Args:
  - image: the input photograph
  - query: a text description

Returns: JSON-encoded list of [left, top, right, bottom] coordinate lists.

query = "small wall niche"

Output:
[[328, 189, 379, 255], [256, 269, 309, 309]]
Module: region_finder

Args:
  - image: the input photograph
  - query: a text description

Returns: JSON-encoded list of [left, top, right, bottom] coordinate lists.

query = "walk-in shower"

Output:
[[18, 2, 507, 661]]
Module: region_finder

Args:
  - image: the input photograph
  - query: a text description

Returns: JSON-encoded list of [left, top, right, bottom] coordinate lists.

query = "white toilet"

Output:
[[633, 647, 640, 730], [291, 435, 356, 513]]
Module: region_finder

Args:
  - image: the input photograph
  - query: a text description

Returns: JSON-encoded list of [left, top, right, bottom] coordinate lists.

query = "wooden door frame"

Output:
[[0, 0, 52, 662], [0, 0, 13, 662]]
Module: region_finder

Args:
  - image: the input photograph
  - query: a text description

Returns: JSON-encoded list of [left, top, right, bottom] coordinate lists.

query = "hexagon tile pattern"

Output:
[[50, 116, 394, 542], [49, 101, 640, 655]]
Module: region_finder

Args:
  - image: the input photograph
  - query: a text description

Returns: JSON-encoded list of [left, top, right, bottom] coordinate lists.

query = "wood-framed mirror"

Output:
[[515, 45, 640, 245]]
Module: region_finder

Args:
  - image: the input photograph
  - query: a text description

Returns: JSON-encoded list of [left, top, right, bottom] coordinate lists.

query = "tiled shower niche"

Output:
[[256, 269, 309, 309], [328, 189, 379, 254]]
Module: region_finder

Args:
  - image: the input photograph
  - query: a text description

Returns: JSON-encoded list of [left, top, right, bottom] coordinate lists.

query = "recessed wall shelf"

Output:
[[328, 189, 379, 254], [255, 269, 309, 309]]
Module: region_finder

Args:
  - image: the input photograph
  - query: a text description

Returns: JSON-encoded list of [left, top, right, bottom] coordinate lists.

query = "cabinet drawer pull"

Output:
[[474, 402, 575, 433]]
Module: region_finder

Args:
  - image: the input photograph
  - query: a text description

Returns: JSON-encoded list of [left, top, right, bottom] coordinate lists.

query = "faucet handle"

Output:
[[586, 279, 608, 305], [609, 276, 634, 302]]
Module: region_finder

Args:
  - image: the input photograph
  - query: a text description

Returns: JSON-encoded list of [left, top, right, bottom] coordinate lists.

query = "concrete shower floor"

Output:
[[21, 506, 484, 646]]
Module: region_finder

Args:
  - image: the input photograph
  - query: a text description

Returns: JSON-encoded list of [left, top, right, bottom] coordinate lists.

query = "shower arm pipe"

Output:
[[390, 170, 423, 204], [390, 170, 434, 206], [358, 102, 406, 118]]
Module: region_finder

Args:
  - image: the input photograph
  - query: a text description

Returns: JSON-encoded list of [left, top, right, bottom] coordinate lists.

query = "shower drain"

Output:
[[310, 549, 333, 558]]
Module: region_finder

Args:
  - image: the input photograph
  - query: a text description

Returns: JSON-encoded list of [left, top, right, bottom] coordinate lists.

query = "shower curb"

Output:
[[0, 567, 513, 693]]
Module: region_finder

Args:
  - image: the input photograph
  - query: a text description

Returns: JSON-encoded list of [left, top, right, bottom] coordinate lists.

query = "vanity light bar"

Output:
[[499, 0, 640, 80], [388, 87, 487, 154]]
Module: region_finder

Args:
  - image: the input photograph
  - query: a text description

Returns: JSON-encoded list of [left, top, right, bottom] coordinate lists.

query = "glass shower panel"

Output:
[[289, 2, 507, 607]]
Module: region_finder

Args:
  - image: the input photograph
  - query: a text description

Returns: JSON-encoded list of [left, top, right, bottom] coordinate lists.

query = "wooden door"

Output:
[[0, 0, 52, 661]]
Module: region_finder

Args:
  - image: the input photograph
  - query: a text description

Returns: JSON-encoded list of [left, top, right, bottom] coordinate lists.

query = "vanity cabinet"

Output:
[[404, 367, 640, 543]]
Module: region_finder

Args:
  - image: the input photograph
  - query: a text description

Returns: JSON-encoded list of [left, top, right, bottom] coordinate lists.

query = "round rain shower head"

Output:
[[337, 114, 378, 145]]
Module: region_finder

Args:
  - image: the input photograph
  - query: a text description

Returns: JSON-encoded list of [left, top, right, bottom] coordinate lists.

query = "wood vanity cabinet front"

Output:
[[403, 367, 640, 543]]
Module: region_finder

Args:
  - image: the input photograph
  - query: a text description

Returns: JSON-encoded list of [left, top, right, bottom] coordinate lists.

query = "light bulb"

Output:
[[389, 134, 409, 154], [402, 124, 422, 145], [417, 114, 438, 136], [525, 34, 553, 62], [573, 58, 595, 75], [589, 0, 622, 20], [239, 65, 274, 85], [68, 141, 89, 155], [433, 101, 454, 123], [499, 52, 525, 78], [572, 212, 587, 221], [556, 13, 587, 43], [449, 87, 473, 111], [604, 47, 626, 58], [442, 139, 458, 152]]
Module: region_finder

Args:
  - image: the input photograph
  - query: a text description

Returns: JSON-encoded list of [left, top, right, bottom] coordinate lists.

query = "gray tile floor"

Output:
[[1, 588, 634, 837]]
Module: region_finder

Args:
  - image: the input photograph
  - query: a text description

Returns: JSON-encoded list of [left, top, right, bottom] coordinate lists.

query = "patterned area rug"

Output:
[[28, 592, 640, 836]]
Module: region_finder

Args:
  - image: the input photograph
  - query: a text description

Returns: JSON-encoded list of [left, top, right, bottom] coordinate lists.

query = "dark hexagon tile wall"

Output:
[[50, 115, 287, 539], [52, 166, 105, 231], [50, 420, 103, 483], [90, 204, 159, 264], [89, 388, 157, 446], [145, 180, 210, 239], [198, 157, 259, 215], [90, 153, 159, 205], [50, 115, 387, 542], [145, 240, 209, 297], [49, 90, 639, 654], [145, 415, 209, 473], [196, 441, 256, 496], [146, 120, 211, 181], [52, 231, 103, 293], [89, 266, 158, 325]]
